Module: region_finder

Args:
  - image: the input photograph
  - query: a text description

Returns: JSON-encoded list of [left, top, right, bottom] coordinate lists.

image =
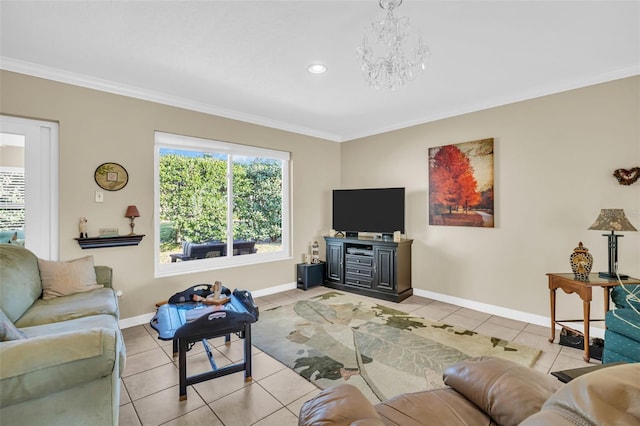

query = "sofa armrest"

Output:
[[94, 265, 113, 288], [443, 356, 561, 426], [298, 384, 385, 426], [521, 362, 640, 425], [0, 328, 117, 407]]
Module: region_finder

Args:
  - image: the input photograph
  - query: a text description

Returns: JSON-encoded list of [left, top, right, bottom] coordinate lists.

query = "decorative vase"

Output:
[[570, 242, 593, 281]]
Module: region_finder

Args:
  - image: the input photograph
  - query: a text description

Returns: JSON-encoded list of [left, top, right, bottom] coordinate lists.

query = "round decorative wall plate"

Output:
[[94, 162, 129, 191]]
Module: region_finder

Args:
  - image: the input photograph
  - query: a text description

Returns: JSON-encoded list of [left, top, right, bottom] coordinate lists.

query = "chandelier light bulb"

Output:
[[357, 0, 430, 90]]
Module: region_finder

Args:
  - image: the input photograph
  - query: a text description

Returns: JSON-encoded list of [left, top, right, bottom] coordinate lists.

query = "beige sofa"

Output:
[[299, 356, 640, 425], [0, 244, 125, 426]]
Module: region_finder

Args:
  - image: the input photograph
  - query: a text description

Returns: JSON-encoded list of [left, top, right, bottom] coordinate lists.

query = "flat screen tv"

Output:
[[332, 187, 405, 235]]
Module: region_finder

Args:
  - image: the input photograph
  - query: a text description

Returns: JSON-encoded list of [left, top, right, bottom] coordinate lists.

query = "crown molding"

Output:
[[342, 66, 640, 141], [2, 57, 637, 144], [0, 57, 343, 143]]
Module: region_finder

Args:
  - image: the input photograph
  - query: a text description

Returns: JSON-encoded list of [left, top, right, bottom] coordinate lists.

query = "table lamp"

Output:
[[588, 208, 637, 279], [125, 205, 140, 235]]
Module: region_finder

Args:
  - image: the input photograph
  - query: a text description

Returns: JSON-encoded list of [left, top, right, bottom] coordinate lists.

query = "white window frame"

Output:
[[154, 131, 291, 277], [0, 115, 58, 260]]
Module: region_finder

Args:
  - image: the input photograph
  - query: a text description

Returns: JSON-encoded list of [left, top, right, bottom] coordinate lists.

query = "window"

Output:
[[154, 132, 291, 277]]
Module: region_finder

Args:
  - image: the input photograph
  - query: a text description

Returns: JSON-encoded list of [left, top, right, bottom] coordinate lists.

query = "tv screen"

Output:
[[332, 187, 405, 234]]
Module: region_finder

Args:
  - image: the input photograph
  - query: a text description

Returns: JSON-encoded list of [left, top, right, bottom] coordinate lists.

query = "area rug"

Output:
[[252, 291, 541, 402]]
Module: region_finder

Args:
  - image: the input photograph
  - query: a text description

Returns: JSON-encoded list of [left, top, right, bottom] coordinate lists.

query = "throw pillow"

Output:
[[0, 308, 27, 341], [38, 256, 103, 300]]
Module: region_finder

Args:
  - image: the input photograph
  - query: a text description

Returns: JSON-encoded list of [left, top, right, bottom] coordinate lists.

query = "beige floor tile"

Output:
[[549, 352, 595, 372], [392, 299, 427, 313], [193, 368, 253, 403], [118, 402, 141, 426], [123, 346, 173, 377], [215, 338, 248, 364], [134, 385, 206, 426], [122, 324, 151, 339], [441, 312, 485, 330], [258, 367, 318, 406], [559, 344, 602, 364], [249, 351, 288, 381], [287, 388, 321, 419], [261, 293, 296, 307], [486, 315, 527, 331], [125, 332, 162, 356], [143, 322, 158, 335], [456, 307, 492, 322], [186, 347, 233, 376], [120, 380, 131, 405], [252, 407, 299, 426], [209, 383, 283, 426], [401, 295, 433, 306], [162, 405, 223, 426], [123, 362, 179, 401], [474, 322, 521, 341], [523, 323, 554, 338], [412, 301, 460, 322], [512, 331, 561, 370]]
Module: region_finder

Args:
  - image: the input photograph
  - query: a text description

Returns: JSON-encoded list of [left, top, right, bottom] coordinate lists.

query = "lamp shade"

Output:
[[125, 205, 140, 218], [588, 209, 637, 232]]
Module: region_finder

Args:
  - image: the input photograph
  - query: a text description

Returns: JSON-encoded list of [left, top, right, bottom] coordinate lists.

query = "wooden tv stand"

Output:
[[323, 236, 412, 302]]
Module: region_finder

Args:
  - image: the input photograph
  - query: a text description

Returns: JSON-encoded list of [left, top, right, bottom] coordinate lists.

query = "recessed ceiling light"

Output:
[[308, 64, 327, 74]]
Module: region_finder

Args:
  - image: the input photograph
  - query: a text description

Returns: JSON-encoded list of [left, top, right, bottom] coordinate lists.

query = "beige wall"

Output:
[[2, 70, 639, 323], [341, 76, 640, 320], [0, 70, 340, 320]]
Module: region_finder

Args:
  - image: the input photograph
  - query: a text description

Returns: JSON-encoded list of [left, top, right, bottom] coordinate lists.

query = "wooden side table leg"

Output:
[[583, 300, 590, 362], [549, 288, 556, 343]]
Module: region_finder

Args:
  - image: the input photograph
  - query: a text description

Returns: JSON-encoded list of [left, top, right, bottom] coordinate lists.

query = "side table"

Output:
[[297, 262, 325, 290], [547, 273, 640, 362]]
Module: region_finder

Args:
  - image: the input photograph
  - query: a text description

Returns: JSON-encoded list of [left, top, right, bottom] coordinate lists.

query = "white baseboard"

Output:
[[412, 288, 605, 339]]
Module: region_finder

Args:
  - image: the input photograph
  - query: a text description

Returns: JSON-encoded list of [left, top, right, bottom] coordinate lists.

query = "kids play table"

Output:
[[150, 284, 259, 400]]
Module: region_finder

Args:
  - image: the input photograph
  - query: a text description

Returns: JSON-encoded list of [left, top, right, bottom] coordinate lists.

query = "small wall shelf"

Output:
[[75, 234, 145, 249]]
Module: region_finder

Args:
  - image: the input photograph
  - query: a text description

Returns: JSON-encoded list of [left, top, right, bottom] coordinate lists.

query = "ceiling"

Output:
[[1, 1, 639, 142]]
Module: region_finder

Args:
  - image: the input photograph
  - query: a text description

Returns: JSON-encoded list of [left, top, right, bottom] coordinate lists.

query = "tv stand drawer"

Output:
[[345, 254, 373, 266], [345, 266, 373, 279], [345, 276, 373, 288]]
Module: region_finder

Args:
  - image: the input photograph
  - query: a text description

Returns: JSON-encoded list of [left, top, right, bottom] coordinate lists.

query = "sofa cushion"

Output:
[[605, 307, 640, 341], [0, 308, 27, 341], [299, 384, 385, 426], [521, 363, 640, 425], [14, 287, 118, 328], [610, 284, 640, 310], [603, 329, 640, 363], [443, 356, 561, 426], [375, 388, 493, 426], [0, 244, 43, 322], [38, 255, 103, 300]]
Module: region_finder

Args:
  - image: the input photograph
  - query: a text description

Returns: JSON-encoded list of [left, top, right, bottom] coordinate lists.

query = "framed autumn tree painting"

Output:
[[428, 138, 494, 227]]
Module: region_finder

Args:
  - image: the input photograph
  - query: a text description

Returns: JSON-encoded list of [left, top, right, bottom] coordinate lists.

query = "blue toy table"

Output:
[[150, 284, 259, 400]]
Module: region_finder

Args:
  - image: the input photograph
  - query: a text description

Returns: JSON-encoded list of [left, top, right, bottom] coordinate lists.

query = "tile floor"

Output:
[[119, 286, 598, 426]]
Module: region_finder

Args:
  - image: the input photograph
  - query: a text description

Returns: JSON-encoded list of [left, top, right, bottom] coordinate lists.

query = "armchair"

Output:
[[603, 284, 640, 363]]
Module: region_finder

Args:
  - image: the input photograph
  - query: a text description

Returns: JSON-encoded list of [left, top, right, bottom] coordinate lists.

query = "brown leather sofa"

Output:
[[298, 356, 640, 426]]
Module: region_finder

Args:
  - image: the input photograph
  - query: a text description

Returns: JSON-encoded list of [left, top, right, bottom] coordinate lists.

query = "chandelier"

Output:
[[357, 0, 430, 90]]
